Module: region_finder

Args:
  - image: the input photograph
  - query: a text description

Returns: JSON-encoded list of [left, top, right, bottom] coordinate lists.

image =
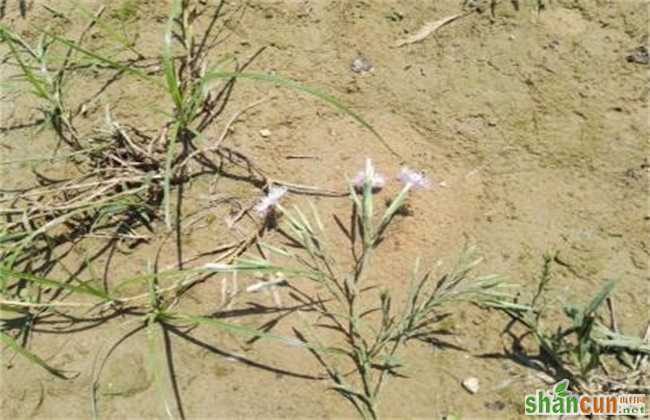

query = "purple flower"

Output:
[[398, 167, 430, 189], [255, 185, 288, 216], [353, 158, 386, 191]]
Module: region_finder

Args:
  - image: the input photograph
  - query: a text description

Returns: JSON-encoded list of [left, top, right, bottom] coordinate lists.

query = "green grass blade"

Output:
[[112, 270, 185, 295], [0, 304, 31, 314], [76, 3, 138, 55], [0, 232, 29, 244], [584, 279, 616, 317], [378, 184, 410, 233], [0, 268, 111, 300], [170, 314, 338, 354], [258, 242, 295, 258], [41, 31, 160, 87], [202, 70, 400, 158], [163, 124, 179, 230], [145, 319, 176, 419], [0, 26, 53, 104], [0, 331, 71, 378], [162, 0, 183, 111], [111, 267, 223, 296], [594, 331, 650, 354]]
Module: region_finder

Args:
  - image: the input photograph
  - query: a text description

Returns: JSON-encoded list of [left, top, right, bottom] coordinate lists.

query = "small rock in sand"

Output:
[[259, 129, 271, 138], [462, 376, 480, 394], [626, 46, 649, 65], [351, 55, 373, 74]]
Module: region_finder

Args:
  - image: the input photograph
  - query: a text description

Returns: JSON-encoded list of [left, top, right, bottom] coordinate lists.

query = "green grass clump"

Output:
[[491, 255, 649, 393]]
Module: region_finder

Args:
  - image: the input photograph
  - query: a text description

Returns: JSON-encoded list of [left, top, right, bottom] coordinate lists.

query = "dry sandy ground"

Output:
[[1, 0, 648, 418]]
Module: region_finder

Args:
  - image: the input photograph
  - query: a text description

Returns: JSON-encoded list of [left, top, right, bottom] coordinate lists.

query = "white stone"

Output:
[[462, 377, 480, 394]]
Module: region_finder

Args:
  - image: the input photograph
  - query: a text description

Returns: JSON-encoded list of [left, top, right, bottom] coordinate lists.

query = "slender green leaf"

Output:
[[0, 27, 53, 104], [171, 314, 339, 354], [145, 319, 175, 419], [584, 279, 615, 317], [0, 331, 71, 378], [202, 70, 399, 157], [162, 124, 178, 230], [0, 268, 110, 300], [162, 1, 183, 111], [41, 31, 159, 86]]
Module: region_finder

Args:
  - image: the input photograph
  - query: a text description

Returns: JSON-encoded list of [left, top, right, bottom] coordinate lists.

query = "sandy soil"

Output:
[[1, 0, 648, 419]]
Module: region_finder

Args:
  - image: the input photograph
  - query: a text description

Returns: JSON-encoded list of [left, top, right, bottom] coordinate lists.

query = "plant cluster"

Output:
[[492, 255, 649, 394], [0, 1, 396, 417], [205, 159, 512, 419], [2, 1, 645, 419]]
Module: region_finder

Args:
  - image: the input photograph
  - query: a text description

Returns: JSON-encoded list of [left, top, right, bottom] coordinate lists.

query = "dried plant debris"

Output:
[[394, 13, 468, 47]]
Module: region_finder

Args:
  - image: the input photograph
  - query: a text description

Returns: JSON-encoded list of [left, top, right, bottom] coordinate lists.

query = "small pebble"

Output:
[[627, 46, 649, 65], [462, 377, 480, 394], [351, 55, 373, 74], [259, 129, 271, 138]]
